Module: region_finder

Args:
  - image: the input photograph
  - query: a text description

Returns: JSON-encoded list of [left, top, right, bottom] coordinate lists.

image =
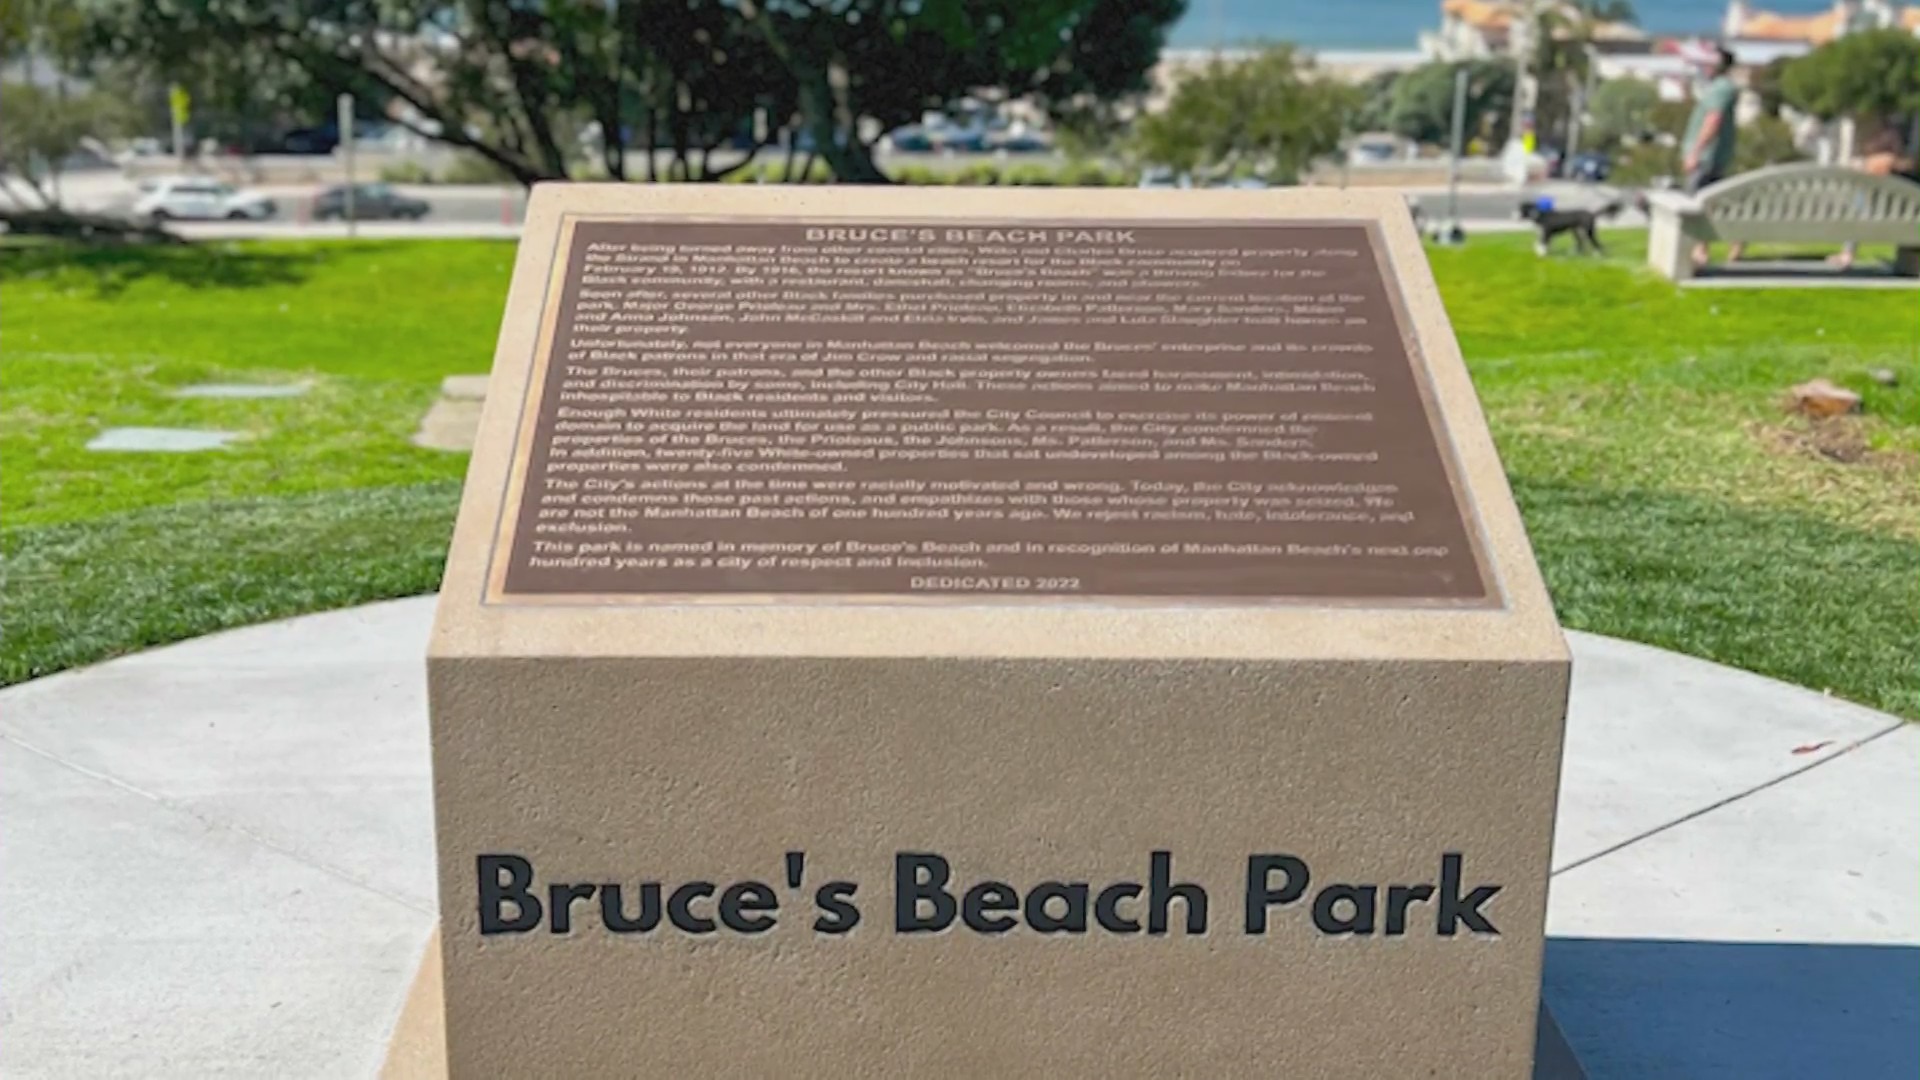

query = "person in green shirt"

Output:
[[1683, 45, 1743, 267]]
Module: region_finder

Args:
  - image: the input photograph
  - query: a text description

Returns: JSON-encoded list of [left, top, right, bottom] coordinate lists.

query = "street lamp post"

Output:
[[606, 0, 623, 180], [1507, 0, 1542, 183], [1438, 66, 1470, 245], [338, 93, 357, 238]]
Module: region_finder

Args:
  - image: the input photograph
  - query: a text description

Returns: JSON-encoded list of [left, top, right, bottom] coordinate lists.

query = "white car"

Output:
[[133, 178, 277, 222]]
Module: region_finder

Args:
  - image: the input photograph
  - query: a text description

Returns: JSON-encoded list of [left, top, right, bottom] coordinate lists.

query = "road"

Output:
[[21, 169, 1644, 238]]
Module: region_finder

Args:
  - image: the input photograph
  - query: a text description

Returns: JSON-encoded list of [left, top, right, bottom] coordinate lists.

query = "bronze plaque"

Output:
[[492, 218, 1490, 603]]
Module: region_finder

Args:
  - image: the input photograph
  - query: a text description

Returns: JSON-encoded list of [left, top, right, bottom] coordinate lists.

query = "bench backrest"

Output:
[[1695, 165, 1920, 242]]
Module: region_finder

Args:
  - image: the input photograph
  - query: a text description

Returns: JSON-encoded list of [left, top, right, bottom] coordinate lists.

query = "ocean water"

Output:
[[1166, 0, 1844, 49]]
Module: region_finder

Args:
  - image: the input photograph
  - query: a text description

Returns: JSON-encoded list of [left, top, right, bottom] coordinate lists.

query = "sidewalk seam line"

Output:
[[1551, 720, 1909, 878], [0, 728, 435, 917]]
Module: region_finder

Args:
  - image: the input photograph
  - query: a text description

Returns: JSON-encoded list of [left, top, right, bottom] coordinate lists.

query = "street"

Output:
[[15, 167, 1645, 239]]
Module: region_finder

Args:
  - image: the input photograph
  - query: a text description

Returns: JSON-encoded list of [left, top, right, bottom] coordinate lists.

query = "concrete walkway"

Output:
[[1, 597, 1913, 1078]]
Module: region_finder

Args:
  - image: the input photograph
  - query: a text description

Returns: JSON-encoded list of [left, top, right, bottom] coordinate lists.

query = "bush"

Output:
[[1608, 116, 1803, 188], [1610, 140, 1679, 187], [1586, 79, 1662, 149], [376, 161, 433, 184], [1001, 164, 1059, 186], [737, 157, 834, 183], [892, 164, 942, 185], [438, 153, 514, 185], [1734, 115, 1803, 171], [951, 162, 1002, 185], [1057, 160, 1130, 186]]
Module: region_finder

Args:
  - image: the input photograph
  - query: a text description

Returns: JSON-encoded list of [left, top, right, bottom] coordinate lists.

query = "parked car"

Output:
[[1137, 167, 1191, 190], [133, 178, 277, 222], [790, 129, 850, 153], [312, 183, 430, 221], [989, 131, 1053, 153], [932, 128, 987, 153], [884, 126, 934, 153], [1348, 138, 1400, 164], [1567, 152, 1612, 182], [280, 125, 340, 155]]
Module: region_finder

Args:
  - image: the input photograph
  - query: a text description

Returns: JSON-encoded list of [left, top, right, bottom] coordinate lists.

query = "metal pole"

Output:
[[1510, 0, 1536, 152], [338, 94, 356, 237], [607, 0, 622, 179], [170, 85, 190, 167], [1439, 66, 1469, 244], [1566, 67, 1587, 161]]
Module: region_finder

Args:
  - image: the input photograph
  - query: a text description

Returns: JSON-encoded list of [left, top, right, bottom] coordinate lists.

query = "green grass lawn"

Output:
[[4, 232, 1916, 715]]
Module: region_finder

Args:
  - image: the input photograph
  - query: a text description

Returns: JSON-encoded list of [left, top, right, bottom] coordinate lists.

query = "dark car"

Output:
[[1568, 152, 1612, 182], [312, 183, 430, 221], [281, 125, 340, 155]]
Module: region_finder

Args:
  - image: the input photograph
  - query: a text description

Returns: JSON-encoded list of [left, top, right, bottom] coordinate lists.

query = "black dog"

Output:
[[1517, 198, 1626, 256]]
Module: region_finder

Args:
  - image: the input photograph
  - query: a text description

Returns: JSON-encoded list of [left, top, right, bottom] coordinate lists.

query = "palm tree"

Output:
[[1530, 0, 1638, 153]]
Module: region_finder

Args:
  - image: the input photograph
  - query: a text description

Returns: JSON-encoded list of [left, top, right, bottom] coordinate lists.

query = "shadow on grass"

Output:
[[0, 240, 420, 297], [1514, 477, 1920, 719]]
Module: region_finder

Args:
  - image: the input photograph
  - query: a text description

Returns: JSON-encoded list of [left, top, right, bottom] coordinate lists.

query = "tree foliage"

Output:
[[0, 0, 132, 208], [1134, 47, 1357, 184], [1584, 78, 1660, 148], [78, 0, 1183, 185], [1387, 60, 1514, 147], [0, 82, 134, 207], [1734, 114, 1803, 172], [1351, 70, 1403, 134], [1528, 0, 1637, 145], [1782, 29, 1920, 127], [1749, 56, 1793, 118], [1609, 115, 1802, 186]]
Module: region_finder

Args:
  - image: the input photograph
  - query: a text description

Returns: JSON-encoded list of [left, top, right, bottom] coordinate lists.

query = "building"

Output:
[[1421, 0, 1645, 62], [1723, 0, 1920, 43]]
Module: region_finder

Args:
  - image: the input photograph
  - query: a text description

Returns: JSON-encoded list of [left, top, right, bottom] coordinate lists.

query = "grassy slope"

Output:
[[3, 233, 1915, 713]]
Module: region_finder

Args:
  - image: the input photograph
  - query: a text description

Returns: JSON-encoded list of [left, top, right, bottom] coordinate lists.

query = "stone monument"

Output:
[[401, 184, 1574, 1077]]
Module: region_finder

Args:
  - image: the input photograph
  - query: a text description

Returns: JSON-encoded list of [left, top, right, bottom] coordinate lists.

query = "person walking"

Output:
[[1682, 44, 1742, 269]]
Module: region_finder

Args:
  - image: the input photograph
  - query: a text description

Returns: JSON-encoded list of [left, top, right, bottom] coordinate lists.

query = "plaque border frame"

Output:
[[480, 213, 1504, 611]]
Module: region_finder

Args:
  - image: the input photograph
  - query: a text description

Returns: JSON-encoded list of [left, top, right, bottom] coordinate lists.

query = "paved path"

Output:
[[2, 597, 1912, 1077]]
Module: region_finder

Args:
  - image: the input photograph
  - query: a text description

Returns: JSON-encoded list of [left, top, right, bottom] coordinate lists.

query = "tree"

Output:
[[1134, 47, 1358, 184], [627, 0, 795, 182], [81, 0, 811, 185], [1734, 114, 1803, 171], [1351, 70, 1403, 134], [1584, 78, 1659, 148], [1608, 115, 1802, 186], [1387, 61, 1514, 147], [1782, 29, 1920, 129], [734, 0, 1182, 182], [1749, 56, 1793, 118], [0, 0, 132, 209], [1528, 0, 1636, 148], [81, 0, 1179, 185], [1027, 0, 1188, 161], [0, 82, 134, 208], [84, 1, 606, 185]]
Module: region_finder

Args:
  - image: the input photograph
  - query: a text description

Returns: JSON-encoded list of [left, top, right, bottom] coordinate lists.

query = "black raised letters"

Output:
[[477, 854, 542, 935], [1245, 854, 1310, 933]]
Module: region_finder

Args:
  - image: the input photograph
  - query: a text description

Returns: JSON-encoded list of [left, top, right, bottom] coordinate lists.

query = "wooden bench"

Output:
[[1645, 164, 1920, 281]]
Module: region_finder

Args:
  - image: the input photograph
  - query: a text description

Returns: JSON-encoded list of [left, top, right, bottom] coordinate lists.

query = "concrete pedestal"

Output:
[[425, 186, 1570, 1076], [383, 933, 1587, 1078]]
